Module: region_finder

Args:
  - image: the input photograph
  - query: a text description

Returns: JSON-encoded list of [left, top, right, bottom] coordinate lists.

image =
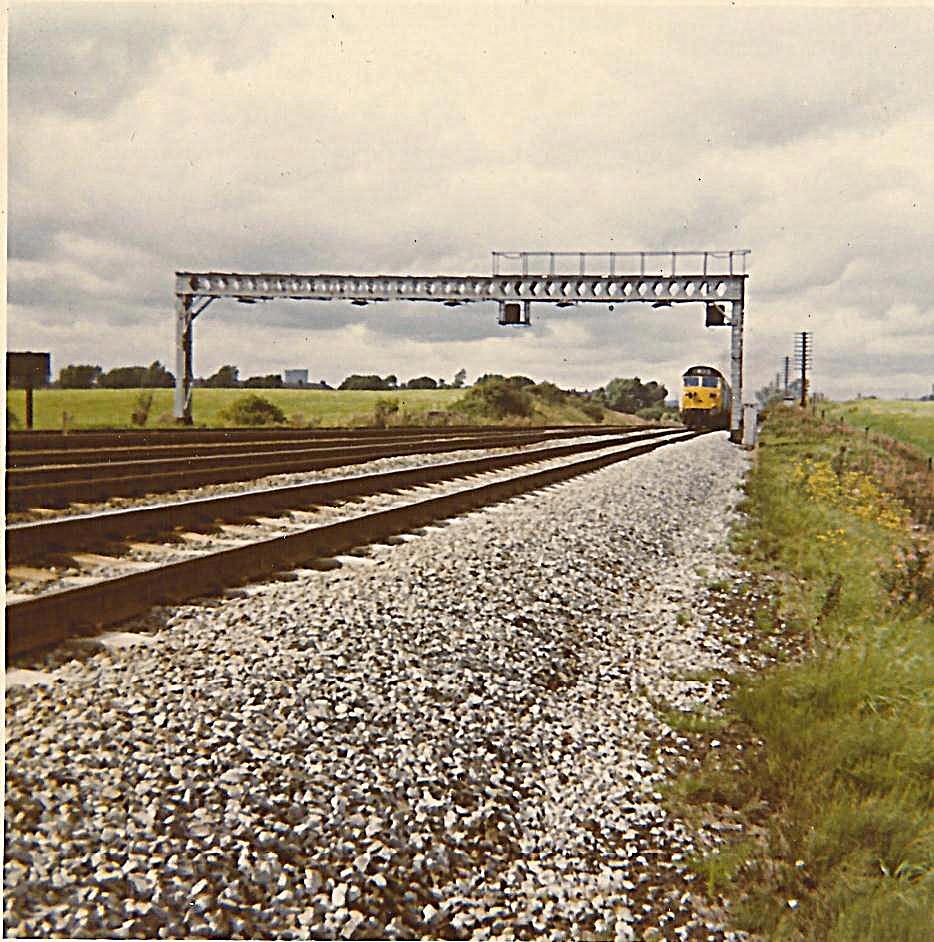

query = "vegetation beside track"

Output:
[[669, 406, 933, 940], [5, 387, 639, 431]]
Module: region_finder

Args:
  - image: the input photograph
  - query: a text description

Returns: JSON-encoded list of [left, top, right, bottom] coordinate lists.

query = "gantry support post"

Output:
[[174, 294, 195, 425], [729, 294, 744, 444]]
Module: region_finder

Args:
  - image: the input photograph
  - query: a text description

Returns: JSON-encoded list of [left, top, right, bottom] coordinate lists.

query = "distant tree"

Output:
[[405, 376, 439, 390], [755, 381, 783, 409], [452, 368, 467, 388], [604, 377, 668, 414], [98, 365, 148, 388], [243, 374, 284, 388], [474, 373, 534, 389], [58, 364, 102, 389], [143, 361, 175, 388], [339, 374, 395, 391], [203, 365, 240, 388]]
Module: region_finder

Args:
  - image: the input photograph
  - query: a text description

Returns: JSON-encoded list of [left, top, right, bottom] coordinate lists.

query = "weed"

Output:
[[658, 706, 727, 736], [130, 391, 153, 426], [371, 397, 400, 428], [687, 839, 759, 898]]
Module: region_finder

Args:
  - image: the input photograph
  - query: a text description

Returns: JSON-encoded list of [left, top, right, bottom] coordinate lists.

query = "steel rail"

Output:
[[7, 426, 634, 468], [6, 427, 648, 510], [6, 429, 672, 564], [7, 424, 631, 453], [11, 432, 554, 480], [6, 431, 697, 657]]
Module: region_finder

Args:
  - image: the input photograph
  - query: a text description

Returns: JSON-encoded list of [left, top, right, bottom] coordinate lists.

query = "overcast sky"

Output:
[[8, 2, 934, 399]]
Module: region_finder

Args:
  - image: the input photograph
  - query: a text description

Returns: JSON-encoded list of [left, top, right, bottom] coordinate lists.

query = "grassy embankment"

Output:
[[672, 405, 932, 940], [5, 387, 638, 430], [821, 399, 934, 458]]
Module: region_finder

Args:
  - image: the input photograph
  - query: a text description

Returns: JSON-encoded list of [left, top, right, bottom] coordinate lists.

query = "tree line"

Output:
[[56, 362, 176, 389], [53, 363, 471, 391], [52, 361, 670, 416]]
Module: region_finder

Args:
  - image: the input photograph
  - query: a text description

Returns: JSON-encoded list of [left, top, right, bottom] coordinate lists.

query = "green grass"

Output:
[[670, 406, 933, 940], [822, 399, 934, 457], [688, 840, 760, 898], [5, 387, 637, 430], [5, 388, 461, 429]]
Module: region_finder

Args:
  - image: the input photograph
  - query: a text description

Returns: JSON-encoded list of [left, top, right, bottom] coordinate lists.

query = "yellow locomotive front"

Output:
[[680, 365, 731, 430]]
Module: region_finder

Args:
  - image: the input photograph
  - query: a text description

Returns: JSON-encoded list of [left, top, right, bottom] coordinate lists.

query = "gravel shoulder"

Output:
[[5, 432, 755, 941]]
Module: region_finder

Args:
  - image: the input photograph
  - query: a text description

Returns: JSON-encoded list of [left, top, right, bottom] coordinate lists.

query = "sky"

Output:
[[7, 2, 934, 400]]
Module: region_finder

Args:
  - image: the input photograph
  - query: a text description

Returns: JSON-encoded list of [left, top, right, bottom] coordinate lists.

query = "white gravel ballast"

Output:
[[5, 433, 752, 941]]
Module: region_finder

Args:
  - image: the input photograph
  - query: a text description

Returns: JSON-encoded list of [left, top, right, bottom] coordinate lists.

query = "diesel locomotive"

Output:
[[680, 365, 731, 430]]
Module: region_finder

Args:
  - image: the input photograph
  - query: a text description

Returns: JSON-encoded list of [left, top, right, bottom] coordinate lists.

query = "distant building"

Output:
[[283, 369, 309, 387]]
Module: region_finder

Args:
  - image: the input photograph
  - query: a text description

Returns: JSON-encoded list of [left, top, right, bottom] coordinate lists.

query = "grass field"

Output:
[[822, 399, 934, 457], [672, 406, 933, 940], [5, 387, 634, 430]]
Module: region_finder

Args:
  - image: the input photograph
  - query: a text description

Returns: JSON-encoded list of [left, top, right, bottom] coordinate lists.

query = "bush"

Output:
[[219, 394, 287, 426], [455, 377, 533, 419], [289, 413, 321, 428], [636, 404, 666, 421], [529, 381, 566, 405], [131, 392, 154, 427], [579, 399, 605, 422], [372, 398, 400, 428]]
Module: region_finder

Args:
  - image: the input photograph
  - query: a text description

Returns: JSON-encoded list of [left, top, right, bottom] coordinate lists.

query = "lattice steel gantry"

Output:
[[173, 249, 749, 440]]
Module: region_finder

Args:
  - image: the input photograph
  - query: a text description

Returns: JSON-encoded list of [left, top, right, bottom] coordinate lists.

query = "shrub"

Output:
[[131, 392, 154, 427], [636, 404, 666, 421], [219, 394, 287, 426], [289, 413, 321, 428], [579, 399, 605, 422], [372, 398, 400, 428], [456, 377, 533, 419], [529, 381, 566, 405]]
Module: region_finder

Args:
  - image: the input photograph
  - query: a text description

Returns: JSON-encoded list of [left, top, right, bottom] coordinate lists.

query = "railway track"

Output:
[[6, 424, 640, 510], [6, 428, 698, 658]]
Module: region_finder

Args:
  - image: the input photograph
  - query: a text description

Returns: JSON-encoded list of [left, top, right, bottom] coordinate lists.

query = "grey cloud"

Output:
[[10, 4, 281, 120], [7, 213, 60, 262], [8, 5, 934, 400], [10, 4, 172, 118]]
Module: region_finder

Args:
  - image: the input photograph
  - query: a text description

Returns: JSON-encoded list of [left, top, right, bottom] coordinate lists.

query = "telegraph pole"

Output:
[[794, 332, 812, 407], [783, 356, 791, 396]]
